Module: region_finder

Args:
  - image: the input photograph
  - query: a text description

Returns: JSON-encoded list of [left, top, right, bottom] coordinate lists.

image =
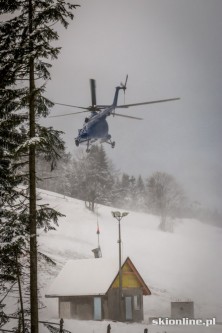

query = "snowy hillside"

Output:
[[37, 189, 222, 332]]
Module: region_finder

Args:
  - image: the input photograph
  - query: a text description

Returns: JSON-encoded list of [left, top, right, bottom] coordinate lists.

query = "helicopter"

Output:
[[51, 76, 180, 152]]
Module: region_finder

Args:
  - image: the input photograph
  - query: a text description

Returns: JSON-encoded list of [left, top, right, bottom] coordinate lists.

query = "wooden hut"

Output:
[[46, 257, 151, 322]]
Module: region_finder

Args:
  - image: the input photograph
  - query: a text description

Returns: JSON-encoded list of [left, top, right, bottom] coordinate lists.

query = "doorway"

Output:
[[125, 296, 133, 321], [93, 297, 102, 320]]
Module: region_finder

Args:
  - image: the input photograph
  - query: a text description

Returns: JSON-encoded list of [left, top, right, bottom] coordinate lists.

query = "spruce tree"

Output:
[[0, 1, 79, 332], [71, 145, 115, 211], [134, 175, 146, 211], [0, 63, 30, 333], [117, 173, 132, 208]]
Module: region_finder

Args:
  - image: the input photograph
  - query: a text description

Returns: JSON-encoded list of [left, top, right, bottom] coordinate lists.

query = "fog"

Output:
[[42, 0, 222, 212]]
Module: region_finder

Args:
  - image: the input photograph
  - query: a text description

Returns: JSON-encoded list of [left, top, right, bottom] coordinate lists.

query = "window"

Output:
[[134, 295, 141, 310]]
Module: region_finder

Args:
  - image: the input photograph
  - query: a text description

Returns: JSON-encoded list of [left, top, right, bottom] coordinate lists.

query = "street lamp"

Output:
[[111, 211, 129, 321]]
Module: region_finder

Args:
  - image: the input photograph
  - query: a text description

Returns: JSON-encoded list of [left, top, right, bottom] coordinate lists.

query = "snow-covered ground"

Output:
[[36, 189, 222, 333]]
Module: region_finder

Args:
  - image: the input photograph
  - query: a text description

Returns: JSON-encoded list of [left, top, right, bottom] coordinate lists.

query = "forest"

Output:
[[36, 145, 222, 230]]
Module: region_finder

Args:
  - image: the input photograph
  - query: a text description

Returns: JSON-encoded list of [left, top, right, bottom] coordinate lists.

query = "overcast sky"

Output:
[[43, 0, 222, 212]]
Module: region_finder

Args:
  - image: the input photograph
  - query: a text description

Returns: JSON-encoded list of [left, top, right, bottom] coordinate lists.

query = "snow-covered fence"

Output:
[[43, 318, 67, 332]]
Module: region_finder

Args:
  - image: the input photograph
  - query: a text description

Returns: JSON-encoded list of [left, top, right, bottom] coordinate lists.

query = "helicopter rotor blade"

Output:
[[54, 102, 89, 110], [49, 110, 90, 118], [113, 112, 142, 120], [124, 74, 128, 88], [116, 97, 180, 108], [90, 79, 97, 107]]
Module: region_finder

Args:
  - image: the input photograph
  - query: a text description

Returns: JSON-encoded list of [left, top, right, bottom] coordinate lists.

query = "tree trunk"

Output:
[[91, 200, 95, 212], [15, 252, 25, 333], [159, 214, 166, 231], [28, 0, 39, 332]]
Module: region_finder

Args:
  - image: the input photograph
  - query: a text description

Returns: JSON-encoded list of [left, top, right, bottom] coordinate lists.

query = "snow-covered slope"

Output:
[[37, 189, 222, 330]]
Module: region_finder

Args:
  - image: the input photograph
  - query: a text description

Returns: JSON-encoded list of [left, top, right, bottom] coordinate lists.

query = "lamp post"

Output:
[[111, 211, 129, 321]]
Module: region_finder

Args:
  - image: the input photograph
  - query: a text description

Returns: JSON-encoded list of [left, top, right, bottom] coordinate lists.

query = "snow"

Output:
[[15, 136, 46, 152], [43, 319, 222, 333], [35, 188, 222, 333], [46, 257, 119, 296]]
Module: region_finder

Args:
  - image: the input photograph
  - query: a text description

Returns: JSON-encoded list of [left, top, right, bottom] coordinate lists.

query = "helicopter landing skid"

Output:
[[104, 138, 115, 148]]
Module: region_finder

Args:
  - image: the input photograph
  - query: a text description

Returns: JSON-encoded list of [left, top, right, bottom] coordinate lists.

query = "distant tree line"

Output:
[[36, 145, 222, 231]]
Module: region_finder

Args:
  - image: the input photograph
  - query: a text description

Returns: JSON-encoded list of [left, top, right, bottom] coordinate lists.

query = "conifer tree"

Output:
[[0, 1, 79, 332], [71, 145, 114, 211], [0, 53, 31, 333], [115, 173, 132, 209], [134, 175, 146, 211]]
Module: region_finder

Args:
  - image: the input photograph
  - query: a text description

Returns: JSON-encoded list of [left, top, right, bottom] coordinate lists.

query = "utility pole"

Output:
[[111, 211, 129, 322]]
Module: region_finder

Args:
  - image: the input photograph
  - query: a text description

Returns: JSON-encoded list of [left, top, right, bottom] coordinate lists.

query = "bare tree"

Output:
[[146, 172, 185, 231]]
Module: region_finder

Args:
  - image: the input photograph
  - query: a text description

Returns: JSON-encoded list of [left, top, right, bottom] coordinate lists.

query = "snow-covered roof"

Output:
[[46, 257, 120, 297], [46, 256, 150, 297]]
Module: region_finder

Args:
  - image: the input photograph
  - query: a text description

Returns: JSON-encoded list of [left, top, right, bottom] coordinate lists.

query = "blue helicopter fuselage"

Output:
[[77, 113, 109, 143], [75, 87, 122, 145]]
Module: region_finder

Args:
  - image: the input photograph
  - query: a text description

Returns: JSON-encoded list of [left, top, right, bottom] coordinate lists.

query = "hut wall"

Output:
[[59, 296, 108, 320], [107, 288, 144, 322], [107, 288, 119, 320], [123, 288, 144, 322], [171, 301, 194, 319], [59, 296, 93, 320]]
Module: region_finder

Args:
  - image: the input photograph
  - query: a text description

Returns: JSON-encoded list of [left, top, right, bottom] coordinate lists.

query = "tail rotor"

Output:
[[120, 74, 128, 92], [120, 74, 128, 103]]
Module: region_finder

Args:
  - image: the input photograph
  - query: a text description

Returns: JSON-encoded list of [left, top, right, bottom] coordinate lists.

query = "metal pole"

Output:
[[111, 211, 128, 322], [118, 217, 122, 321]]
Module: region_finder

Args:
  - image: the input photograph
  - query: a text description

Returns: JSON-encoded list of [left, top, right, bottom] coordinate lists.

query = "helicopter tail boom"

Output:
[[112, 75, 128, 108]]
